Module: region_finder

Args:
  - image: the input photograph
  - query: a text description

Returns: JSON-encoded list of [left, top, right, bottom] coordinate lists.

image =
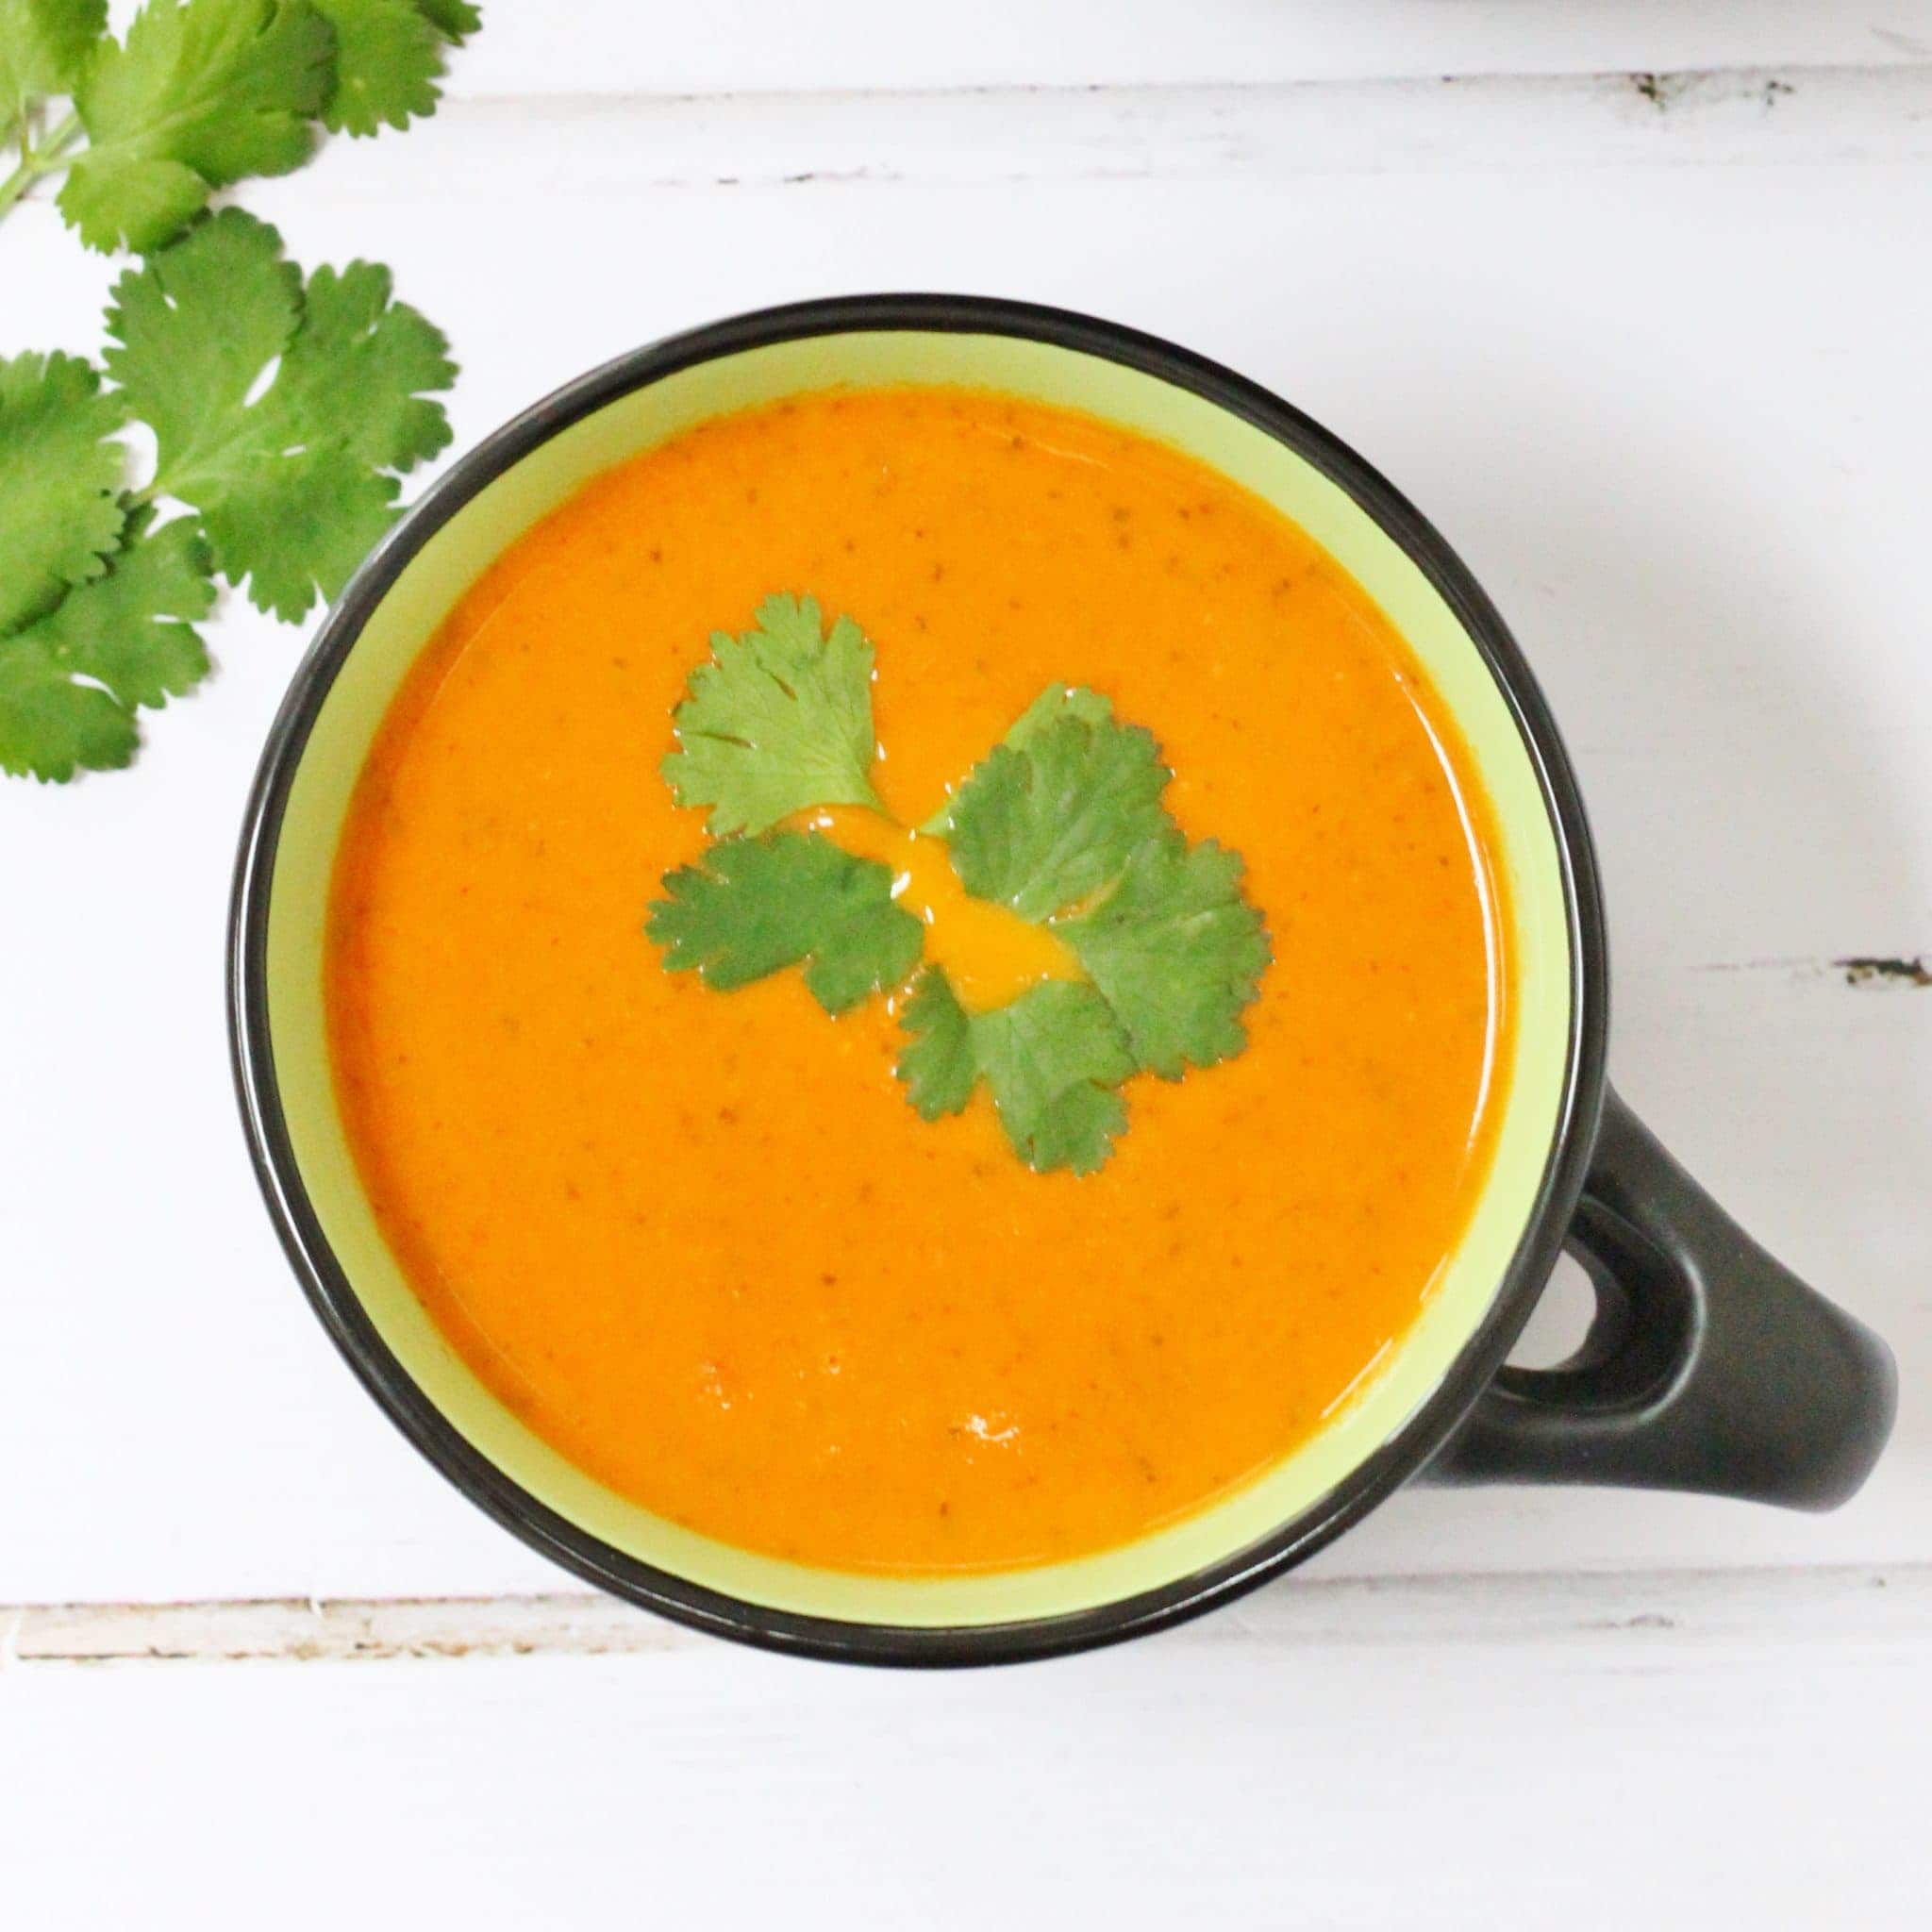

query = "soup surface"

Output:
[[326, 384, 1510, 1574]]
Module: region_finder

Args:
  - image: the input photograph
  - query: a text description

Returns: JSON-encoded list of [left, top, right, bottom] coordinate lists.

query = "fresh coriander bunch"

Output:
[[1, 210, 456, 777], [0, 0, 478, 783]]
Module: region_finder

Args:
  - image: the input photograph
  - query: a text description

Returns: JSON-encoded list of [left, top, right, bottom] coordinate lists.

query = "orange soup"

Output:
[[325, 385, 1508, 1574]]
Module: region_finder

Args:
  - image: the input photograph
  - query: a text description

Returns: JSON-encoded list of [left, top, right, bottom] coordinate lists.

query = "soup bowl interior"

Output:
[[238, 307, 1581, 1652]]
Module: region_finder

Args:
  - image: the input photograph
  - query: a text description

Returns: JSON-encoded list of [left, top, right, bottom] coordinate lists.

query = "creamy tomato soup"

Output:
[[325, 385, 1510, 1574]]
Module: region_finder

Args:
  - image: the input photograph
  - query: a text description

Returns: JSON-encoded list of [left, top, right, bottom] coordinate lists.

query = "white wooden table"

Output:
[[4, 5, 1928, 1923]]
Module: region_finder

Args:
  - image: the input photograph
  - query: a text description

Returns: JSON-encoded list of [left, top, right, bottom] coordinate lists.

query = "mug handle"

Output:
[[1426, 1086, 1897, 1509]]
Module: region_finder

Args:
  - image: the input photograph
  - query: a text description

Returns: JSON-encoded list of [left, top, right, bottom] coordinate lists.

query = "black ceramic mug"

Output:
[[230, 297, 1897, 1665]]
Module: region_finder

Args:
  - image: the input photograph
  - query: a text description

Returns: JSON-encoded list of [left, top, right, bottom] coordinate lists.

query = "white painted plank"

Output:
[[2, 1567, 1926, 1931], [75, 0, 1932, 102], [5, 1564, 1924, 1662], [1, 106, 1926, 1602], [173, 67, 1932, 199], [430, 1, 1932, 92]]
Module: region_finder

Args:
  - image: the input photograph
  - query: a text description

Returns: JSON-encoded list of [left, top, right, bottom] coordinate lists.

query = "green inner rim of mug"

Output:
[[264, 330, 1572, 1626]]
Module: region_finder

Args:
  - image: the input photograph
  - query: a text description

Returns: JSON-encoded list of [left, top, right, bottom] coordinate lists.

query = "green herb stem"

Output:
[[0, 108, 83, 217], [0, 111, 84, 224], [0, 158, 33, 222]]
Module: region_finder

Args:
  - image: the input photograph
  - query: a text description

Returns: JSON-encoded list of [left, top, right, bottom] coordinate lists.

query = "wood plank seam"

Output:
[[2, 1563, 1921, 1666], [0, 64, 1886, 222], [391, 65, 1932, 187]]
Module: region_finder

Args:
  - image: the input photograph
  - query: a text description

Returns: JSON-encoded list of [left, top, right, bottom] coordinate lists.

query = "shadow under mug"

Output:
[[229, 296, 1898, 1666]]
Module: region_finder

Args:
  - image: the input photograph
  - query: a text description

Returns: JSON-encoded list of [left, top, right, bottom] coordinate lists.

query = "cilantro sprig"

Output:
[[647, 599, 1271, 1175], [56, 0, 334, 253], [1, 212, 453, 778], [1, 0, 475, 782], [107, 207, 456, 618], [2, 0, 479, 244]]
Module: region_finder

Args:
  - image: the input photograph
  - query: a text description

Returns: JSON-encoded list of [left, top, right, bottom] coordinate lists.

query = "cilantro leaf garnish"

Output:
[[1001, 682, 1116, 745], [644, 600, 1271, 1176], [661, 594, 885, 837], [1058, 831, 1271, 1077], [0, 349, 126, 634], [918, 682, 1113, 835], [897, 967, 1134, 1175], [0, 514, 213, 780], [0, 0, 105, 135], [944, 709, 1170, 923], [105, 208, 456, 619], [942, 692, 1271, 1081], [58, 0, 333, 254], [894, 967, 981, 1119], [310, 0, 444, 137], [648, 831, 924, 1016]]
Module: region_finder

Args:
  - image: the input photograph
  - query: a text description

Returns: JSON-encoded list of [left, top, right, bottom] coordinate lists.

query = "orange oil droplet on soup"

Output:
[[808, 807, 1085, 1012]]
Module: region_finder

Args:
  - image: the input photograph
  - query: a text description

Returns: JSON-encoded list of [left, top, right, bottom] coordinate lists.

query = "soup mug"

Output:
[[230, 296, 1897, 1665]]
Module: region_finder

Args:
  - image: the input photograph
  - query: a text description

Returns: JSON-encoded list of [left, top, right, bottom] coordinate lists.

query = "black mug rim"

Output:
[[228, 293, 1610, 1668]]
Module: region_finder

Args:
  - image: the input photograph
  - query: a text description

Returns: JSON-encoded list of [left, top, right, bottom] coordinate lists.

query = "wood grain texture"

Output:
[[433, 0, 1932, 92], [4, 1563, 1924, 1663], [3, 1567, 1926, 1929], [149, 65, 1932, 201]]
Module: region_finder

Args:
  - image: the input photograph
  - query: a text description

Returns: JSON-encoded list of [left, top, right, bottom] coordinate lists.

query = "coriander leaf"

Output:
[[999, 681, 1115, 749], [919, 682, 1113, 834], [0, 0, 106, 131], [894, 968, 1134, 1175], [103, 206, 300, 483], [0, 515, 213, 781], [310, 0, 442, 137], [273, 257, 456, 470], [944, 709, 1170, 923], [58, 0, 332, 254], [0, 631, 132, 777], [13, 510, 212, 705], [648, 830, 923, 1016], [105, 208, 456, 620], [661, 594, 884, 837], [195, 442, 398, 622], [1060, 831, 1270, 1077], [412, 0, 476, 38], [0, 350, 125, 635], [963, 979, 1135, 1174], [895, 966, 977, 1120]]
